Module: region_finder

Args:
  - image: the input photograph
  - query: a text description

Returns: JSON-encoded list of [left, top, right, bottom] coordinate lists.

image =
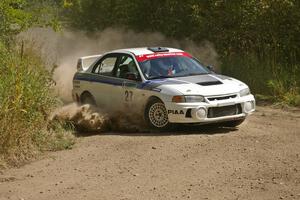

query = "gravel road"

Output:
[[0, 106, 299, 200]]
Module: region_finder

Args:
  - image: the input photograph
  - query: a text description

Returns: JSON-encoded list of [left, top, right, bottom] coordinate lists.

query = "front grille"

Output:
[[208, 94, 237, 101], [207, 104, 242, 118]]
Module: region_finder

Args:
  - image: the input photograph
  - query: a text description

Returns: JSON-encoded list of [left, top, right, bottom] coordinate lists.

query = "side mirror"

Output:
[[125, 72, 140, 81], [77, 59, 83, 71], [206, 65, 215, 73]]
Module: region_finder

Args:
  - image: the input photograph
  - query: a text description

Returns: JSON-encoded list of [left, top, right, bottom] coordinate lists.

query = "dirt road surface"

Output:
[[0, 106, 299, 200]]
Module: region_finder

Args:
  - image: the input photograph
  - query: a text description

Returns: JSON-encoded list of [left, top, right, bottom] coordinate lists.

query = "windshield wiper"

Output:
[[187, 72, 211, 76]]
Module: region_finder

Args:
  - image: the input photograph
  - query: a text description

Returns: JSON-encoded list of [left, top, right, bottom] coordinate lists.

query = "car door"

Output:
[[113, 54, 144, 113], [89, 53, 124, 110]]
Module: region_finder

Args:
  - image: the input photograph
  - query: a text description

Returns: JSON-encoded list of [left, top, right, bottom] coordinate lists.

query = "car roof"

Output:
[[109, 47, 184, 56]]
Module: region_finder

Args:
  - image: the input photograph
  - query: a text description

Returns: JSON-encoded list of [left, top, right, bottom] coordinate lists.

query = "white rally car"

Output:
[[72, 47, 255, 129]]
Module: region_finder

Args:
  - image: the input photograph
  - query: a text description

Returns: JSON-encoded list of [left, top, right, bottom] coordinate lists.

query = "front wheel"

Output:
[[145, 99, 170, 130]]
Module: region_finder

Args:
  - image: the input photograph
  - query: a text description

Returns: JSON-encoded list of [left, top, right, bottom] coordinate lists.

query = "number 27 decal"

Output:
[[125, 90, 133, 101]]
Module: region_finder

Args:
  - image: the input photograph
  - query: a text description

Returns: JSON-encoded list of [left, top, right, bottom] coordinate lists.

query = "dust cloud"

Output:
[[49, 103, 145, 133], [49, 103, 109, 131], [19, 28, 219, 102]]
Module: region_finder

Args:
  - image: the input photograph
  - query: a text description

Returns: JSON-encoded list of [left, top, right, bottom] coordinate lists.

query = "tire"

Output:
[[80, 92, 96, 106], [220, 118, 245, 127], [145, 98, 170, 130]]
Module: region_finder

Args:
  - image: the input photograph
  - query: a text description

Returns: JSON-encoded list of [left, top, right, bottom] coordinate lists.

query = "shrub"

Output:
[[0, 44, 74, 167], [221, 52, 300, 107]]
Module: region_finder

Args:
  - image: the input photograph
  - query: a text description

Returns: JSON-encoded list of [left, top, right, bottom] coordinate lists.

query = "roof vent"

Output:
[[147, 47, 169, 52]]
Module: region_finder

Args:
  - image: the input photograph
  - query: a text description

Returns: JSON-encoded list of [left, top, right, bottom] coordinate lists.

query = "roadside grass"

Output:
[[0, 43, 75, 167], [221, 53, 300, 107]]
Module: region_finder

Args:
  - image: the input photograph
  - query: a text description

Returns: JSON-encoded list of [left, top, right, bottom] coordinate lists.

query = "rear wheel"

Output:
[[80, 92, 96, 106], [145, 98, 170, 130]]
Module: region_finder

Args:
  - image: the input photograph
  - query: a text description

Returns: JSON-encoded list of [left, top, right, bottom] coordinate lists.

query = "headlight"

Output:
[[239, 88, 250, 97], [172, 95, 205, 103], [185, 95, 205, 102]]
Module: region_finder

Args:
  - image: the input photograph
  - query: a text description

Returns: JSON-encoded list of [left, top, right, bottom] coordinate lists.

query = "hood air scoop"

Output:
[[197, 81, 223, 86], [175, 74, 224, 86]]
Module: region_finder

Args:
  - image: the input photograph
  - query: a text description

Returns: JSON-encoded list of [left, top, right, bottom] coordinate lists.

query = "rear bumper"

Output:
[[165, 94, 255, 124]]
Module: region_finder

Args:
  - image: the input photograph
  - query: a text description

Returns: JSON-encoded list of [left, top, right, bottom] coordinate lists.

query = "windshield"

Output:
[[138, 56, 210, 80]]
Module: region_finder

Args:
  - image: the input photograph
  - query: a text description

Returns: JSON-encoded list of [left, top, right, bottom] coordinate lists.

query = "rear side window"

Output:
[[93, 56, 117, 76]]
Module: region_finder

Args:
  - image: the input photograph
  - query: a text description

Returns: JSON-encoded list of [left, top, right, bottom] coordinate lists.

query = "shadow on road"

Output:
[[75, 124, 238, 137]]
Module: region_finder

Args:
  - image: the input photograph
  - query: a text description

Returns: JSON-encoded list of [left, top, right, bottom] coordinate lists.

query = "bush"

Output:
[[267, 79, 300, 107], [0, 44, 74, 167], [221, 52, 300, 107]]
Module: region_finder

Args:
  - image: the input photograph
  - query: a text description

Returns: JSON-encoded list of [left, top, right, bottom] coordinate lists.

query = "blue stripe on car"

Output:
[[74, 73, 123, 86]]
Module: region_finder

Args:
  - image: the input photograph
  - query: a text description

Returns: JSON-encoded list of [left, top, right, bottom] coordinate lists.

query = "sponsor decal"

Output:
[[135, 52, 192, 62], [124, 90, 133, 102], [168, 110, 185, 115]]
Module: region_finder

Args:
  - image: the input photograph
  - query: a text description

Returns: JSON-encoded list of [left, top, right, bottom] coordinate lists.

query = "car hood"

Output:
[[148, 74, 248, 96]]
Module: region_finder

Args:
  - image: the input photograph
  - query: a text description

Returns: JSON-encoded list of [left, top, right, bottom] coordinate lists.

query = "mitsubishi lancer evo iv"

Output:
[[72, 47, 255, 129]]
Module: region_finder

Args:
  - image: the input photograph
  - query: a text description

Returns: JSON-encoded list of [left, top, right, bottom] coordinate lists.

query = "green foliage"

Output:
[[0, 0, 72, 166], [222, 52, 300, 106], [0, 0, 62, 44], [33, 122, 75, 152], [267, 79, 300, 106], [64, 0, 300, 106], [64, 0, 300, 57], [0, 44, 74, 166]]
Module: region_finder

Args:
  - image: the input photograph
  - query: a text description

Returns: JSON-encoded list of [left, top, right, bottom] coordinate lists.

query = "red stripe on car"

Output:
[[135, 52, 192, 62]]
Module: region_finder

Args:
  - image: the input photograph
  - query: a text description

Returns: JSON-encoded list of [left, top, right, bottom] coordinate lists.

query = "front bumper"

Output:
[[165, 94, 255, 124]]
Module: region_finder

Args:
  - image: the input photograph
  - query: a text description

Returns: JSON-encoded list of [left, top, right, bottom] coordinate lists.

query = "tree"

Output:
[[0, 0, 61, 44]]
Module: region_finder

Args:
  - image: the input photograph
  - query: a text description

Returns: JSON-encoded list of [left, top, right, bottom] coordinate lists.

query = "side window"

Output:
[[115, 55, 140, 80], [93, 56, 117, 76]]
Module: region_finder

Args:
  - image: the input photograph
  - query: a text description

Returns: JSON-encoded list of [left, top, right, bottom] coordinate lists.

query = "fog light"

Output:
[[196, 107, 207, 119], [244, 101, 253, 113]]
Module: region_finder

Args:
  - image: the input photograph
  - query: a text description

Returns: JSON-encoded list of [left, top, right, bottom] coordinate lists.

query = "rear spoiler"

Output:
[[77, 54, 102, 71]]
